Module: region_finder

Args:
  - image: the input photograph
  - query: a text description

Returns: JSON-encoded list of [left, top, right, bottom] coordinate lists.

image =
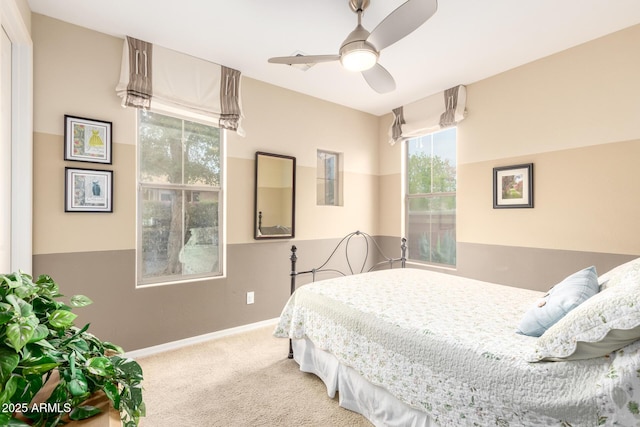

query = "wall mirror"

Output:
[[254, 151, 296, 239]]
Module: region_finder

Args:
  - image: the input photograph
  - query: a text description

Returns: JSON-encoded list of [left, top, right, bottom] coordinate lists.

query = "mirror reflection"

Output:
[[254, 152, 295, 239]]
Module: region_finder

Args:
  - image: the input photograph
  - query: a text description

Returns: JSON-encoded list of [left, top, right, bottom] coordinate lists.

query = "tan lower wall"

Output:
[[32, 236, 399, 351], [33, 245, 292, 352], [454, 243, 636, 292], [32, 236, 635, 351]]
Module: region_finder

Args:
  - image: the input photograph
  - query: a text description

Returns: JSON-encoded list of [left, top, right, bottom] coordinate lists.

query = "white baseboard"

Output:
[[124, 318, 280, 359]]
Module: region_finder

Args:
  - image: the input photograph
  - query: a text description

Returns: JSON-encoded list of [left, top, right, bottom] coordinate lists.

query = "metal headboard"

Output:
[[290, 231, 406, 282], [287, 231, 407, 358]]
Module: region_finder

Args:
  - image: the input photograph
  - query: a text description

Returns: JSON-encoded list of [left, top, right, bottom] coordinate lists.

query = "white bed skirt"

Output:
[[292, 338, 437, 427]]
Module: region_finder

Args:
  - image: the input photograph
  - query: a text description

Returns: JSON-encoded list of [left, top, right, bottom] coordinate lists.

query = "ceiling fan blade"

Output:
[[268, 54, 340, 65], [361, 63, 396, 93], [367, 0, 438, 51]]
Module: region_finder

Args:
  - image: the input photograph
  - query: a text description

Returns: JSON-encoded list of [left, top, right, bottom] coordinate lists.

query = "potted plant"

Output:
[[0, 271, 144, 426]]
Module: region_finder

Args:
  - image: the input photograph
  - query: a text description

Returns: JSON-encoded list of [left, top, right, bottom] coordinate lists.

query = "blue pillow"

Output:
[[517, 266, 599, 337]]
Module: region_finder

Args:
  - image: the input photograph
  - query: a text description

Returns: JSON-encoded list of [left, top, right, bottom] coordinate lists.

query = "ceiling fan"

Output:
[[268, 0, 438, 94]]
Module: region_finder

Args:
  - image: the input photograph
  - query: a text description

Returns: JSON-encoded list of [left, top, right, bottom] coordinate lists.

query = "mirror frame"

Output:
[[254, 151, 296, 240]]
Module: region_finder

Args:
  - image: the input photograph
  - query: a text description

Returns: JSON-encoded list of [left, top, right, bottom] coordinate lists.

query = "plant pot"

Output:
[[14, 371, 121, 426]]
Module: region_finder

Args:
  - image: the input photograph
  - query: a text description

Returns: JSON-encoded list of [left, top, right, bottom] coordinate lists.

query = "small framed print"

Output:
[[493, 163, 533, 209], [64, 115, 112, 164], [65, 167, 113, 213]]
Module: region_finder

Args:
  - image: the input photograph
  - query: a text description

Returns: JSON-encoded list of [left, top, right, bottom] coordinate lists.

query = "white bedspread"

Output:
[[274, 268, 640, 426]]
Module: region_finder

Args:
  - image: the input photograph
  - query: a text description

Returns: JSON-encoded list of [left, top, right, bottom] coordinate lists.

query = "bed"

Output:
[[274, 232, 640, 426]]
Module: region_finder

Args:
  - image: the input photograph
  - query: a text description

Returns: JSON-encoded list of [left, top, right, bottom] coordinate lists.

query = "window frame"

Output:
[[136, 108, 225, 287], [316, 149, 342, 207], [404, 127, 457, 267]]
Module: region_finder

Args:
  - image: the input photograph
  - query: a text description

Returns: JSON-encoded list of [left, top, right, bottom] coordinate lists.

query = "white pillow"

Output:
[[528, 279, 640, 362], [598, 257, 640, 290]]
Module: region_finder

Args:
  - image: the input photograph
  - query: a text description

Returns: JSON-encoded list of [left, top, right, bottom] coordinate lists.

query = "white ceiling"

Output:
[[27, 0, 640, 117]]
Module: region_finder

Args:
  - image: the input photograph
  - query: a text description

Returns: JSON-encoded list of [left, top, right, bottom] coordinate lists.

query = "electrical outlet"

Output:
[[246, 291, 255, 305]]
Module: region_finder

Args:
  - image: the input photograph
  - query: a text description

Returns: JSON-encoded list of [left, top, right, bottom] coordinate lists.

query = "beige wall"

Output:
[[226, 77, 380, 243], [31, 14, 381, 350], [458, 140, 640, 254], [32, 14, 135, 254], [32, 15, 380, 252], [458, 24, 640, 255], [377, 114, 403, 237], [29, 12, 640, 349], [459, 24, 640, 165], [378, 26, 640, 253]]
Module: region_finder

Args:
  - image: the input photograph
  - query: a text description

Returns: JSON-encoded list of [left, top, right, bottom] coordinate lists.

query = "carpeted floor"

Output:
[[136, 325, 371, 426]]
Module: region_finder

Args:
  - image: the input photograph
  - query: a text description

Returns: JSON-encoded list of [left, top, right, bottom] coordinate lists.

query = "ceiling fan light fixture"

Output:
[[340, 41, 378, 72], [269, 0, 438, 92]]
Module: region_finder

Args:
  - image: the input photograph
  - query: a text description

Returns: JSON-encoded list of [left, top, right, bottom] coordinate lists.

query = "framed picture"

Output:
[[493, 163, 533, 209], [65, 167, 113, 213], [64, 115, 112, 164]]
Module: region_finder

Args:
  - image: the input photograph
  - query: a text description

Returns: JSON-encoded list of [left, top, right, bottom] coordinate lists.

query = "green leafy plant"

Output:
[[0, 271, 144, 426]]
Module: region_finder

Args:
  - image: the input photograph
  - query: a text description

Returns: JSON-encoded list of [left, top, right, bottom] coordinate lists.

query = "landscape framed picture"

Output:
[[64, 115, 112, 164], [493, 163, 533, 209], [65, 167, 113, 212]]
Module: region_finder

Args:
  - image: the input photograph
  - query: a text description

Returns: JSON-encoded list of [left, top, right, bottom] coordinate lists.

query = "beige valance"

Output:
[[116, 36, 244, 135], [389, 84, 466, 145]]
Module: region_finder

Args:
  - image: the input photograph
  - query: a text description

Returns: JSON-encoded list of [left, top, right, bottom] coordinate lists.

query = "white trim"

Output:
[[124, 318, 280, 359], [1, 0, 33, 273], [1, 29, 11, 272], [220, 129, 227, 276]]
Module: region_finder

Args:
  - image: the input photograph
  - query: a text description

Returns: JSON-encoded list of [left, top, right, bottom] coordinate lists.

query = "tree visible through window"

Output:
[[138, 110, 223, 285], [405, 127, 456, 266]]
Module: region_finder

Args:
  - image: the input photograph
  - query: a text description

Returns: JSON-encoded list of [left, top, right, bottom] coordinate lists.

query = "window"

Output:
[[405, 127, 456, 266], [138, 110, 223, 286], [317, 150, 342, 206]]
